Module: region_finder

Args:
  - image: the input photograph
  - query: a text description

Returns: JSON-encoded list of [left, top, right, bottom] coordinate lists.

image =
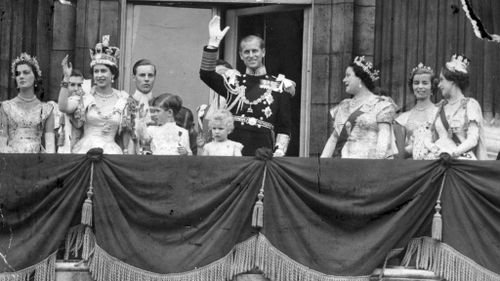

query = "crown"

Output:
[[353, 56, 380, 82], [410, 62, 434, 77], [89, 35, 120, 68], [11, 53, 42, 78], [445, 54, 470, 74]]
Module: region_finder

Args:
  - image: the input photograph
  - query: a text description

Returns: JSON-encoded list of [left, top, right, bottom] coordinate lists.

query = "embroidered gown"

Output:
[[329, 95, 397, 159], [395, 104, 440, 160], [433, 98, 487, 160], [71, 89, 134, 154], [0, 98, 53, 153]]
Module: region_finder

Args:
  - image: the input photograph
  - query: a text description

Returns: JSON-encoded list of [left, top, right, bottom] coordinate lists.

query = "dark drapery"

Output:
[[261, 158, 444, 276], [92, 155, 260, 273], [0, 154, 89, 273], [1, 154, 499, 280]]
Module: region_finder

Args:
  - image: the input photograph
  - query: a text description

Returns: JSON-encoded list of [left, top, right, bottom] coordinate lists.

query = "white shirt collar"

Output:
[[133, 90, 153, 104]]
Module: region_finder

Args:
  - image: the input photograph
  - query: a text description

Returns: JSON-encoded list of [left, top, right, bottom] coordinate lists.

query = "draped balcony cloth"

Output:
[[0, 154, 499, 281], [461, 0, 500, 42]]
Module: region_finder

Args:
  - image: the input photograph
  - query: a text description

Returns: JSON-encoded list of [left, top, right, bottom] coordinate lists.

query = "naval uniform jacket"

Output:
[[200, 47, 292, 156]]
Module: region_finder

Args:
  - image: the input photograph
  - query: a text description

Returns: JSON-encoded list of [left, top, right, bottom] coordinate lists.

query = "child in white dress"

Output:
[[136, 94, 191, 155], [201, 109, 243, 156]]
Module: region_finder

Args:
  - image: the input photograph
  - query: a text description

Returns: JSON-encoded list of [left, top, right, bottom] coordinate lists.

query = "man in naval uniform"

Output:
[[199, 16, 293, 156]]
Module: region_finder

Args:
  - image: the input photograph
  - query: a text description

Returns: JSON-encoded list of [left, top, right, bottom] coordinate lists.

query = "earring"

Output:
[[359, 84, 362, 89]]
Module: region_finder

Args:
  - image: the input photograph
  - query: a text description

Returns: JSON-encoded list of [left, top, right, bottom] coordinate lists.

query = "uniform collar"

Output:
[[245, 66, 267, 76]]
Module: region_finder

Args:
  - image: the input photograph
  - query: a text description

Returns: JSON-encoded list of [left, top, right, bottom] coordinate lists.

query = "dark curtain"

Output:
[[1, 154, 499, 277], [0, 154, 88, 272], [93, 155, 260, 273]]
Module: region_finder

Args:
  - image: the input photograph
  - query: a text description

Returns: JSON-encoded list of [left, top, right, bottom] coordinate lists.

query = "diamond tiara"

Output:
[[353, 56, 380, 82], [410, 62, 434, 77], [445, 54, 470, 74], [11, 53, 42, 78]]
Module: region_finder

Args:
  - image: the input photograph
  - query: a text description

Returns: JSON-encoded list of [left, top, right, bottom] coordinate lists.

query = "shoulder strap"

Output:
[[332, 106, 364, 158]]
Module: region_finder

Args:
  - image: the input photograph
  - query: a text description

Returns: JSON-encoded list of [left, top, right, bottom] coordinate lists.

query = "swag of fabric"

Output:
[[0, 154, 499, 281]]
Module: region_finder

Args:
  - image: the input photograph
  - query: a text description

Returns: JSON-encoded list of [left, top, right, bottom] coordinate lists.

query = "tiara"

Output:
[[353, 56, 380, 82], [11, 53, 42, 78], [445, 54, 470, 74], [410, 62, 434, 77], [89, 35, 120, 68]]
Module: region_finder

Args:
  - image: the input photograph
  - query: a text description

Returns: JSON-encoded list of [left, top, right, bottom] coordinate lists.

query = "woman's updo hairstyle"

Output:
[[441, 54, 470, 92], [350, 56, 380, 92]]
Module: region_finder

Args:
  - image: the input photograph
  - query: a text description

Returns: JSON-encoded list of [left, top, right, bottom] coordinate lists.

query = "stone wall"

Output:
[[309, 0, 376, 156]]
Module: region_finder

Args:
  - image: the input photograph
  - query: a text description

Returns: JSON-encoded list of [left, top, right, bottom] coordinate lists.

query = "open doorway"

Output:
[[121, 3, 312, 156], [225, 6, 305, 156]]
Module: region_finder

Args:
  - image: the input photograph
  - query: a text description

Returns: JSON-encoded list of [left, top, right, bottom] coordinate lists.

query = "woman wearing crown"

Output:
[[394, 63, 441, 159], [431, 54, 487, 160], [321, 57, 397, 159], [0, 53, 55, 153], [58, 35, 136, 154]]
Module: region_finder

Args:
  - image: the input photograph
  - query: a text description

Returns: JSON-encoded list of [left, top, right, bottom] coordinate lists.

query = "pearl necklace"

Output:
[[17, 95, 37, 103], [349, 96, 368, 109], [413, 104, 433, 112], [94, 91, 115, 99]]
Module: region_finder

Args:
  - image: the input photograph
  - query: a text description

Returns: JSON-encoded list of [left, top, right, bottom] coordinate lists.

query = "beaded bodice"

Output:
[[1, 97, 53, 153]]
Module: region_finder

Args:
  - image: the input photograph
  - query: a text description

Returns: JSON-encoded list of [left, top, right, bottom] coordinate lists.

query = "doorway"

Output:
[[224, 6, 307, 156]]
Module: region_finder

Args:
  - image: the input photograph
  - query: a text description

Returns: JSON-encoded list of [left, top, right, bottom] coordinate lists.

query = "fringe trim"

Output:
[[255, 234, 370, 281], [0, 252, 56, 281], [88, 237, 258, 281], [402, 237, 500, 281], [87, 235, 370, 281], [64, 224, 85, 260]]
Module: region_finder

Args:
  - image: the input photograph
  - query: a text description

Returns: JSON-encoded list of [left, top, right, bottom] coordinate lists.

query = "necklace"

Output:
[[446, 98, 462, 106], [94, 91, 115, 99], [413, 104, 433, 112], [349, 96, 368, 109], [17, 95, 37, 103]]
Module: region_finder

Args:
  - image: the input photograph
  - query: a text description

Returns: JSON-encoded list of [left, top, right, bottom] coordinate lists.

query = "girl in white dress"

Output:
[[136, 94, 191, 156], [395, 63, 440, 159], [201, 109, 243, 156]]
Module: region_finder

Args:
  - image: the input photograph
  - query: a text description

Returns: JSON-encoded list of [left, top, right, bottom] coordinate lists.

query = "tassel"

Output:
[[431, 200, 442, 241], [81, 162, 95, 226], [81, 191, 93, 226], [432, 174, 446, 241], [252, 194, 264, 228], [252, 167, 267, 229], [81, 162, 95, 261]]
